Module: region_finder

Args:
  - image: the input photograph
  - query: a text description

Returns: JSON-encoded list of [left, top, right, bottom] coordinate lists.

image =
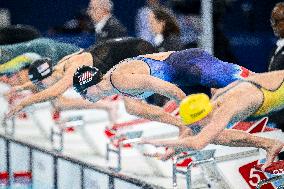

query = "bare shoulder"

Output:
[[111, 58, 150, 76], [246, 71, 284, 90], [142, 51, 175, 60]]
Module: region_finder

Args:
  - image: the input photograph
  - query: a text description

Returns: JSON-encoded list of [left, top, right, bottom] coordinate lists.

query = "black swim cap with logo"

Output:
[[73, 65, 102, 97], [28, 58, 53, 83]]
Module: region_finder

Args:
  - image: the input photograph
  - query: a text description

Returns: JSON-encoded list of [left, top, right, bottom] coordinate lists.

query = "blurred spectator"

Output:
[[135, 0, 159, 44], [0, 9, 10, 28], [268, 2, 284, 133], [148, 6, 184, 52], [0, 25, 40, 45], [269, 2, 284, 71], [146, 6, 184, 107], [167, 0, 236, 62], [87, 0, 127, 42]]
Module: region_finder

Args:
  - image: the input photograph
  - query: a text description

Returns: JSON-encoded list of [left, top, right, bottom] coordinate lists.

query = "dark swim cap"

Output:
[[28, 58, 53, 83], [73, 65, 102, 97]]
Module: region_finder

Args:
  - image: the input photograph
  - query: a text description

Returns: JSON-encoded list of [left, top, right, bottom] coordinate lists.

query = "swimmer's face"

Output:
[[148, 10, 165, 35], [84, 84, 102, 103], [271, 4, 284, 38], [87, 0, 111, 23]]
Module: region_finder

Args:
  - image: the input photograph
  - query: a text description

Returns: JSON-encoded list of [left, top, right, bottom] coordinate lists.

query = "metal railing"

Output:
[[0, 133, 163, 189]]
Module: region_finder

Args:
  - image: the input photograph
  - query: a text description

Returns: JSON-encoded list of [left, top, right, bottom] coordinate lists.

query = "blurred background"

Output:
[[0, 0, 280, 72]]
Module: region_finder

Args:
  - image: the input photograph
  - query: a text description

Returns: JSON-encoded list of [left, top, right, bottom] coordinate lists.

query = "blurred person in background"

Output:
[[146, 6, 184, 106], [135, 0, 160, 44], [268, 3, 284, 158], [269, 2, 284, 72], [87, 0, 127, 42], [168, 0, 236, 62], [148, 6, 184, 52]]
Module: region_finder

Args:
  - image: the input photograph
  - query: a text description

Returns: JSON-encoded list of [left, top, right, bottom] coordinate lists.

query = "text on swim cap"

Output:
[[190, 109, 205, 118], [79, 71, 93, 85], [37, 62, 50, 73]]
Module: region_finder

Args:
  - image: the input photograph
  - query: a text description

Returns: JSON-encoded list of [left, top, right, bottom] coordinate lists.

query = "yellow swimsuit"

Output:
[[251, 79, 284, 117]]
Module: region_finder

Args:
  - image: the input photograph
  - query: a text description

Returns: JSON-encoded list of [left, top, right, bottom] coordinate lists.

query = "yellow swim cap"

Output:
[[179, 93, 212, 125]]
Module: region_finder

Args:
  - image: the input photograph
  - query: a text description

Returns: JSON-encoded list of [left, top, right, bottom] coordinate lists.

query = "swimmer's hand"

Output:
[[4, 88, 16, 99], [5, 104, 24, 119]]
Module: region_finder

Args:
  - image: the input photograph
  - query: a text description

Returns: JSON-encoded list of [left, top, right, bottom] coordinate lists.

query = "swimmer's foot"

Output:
[[262, 141, 284, 171]]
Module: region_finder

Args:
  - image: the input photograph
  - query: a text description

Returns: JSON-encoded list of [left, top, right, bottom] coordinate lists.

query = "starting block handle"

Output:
[[121, 138, 141, 145], [175, 152, 197, 161], [64, 116, 84, 123], [106, 143, 121, 172], [50, 126, 64, 152], [113, 131, 143, 141]]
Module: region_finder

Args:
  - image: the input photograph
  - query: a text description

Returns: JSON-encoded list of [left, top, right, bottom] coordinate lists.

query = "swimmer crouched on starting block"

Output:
[[141, 71, 284, 170], [8, 45, 277, 156], [7, 46, 252, 124], [0, 38, 80, 87], [6, 44, 282, 169], [0, 38, 118, 122], [5, 37, 157, 121]]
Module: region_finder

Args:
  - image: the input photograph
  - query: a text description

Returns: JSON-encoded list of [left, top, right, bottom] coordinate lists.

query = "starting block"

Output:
[[172, 149, 219, 189], [106, 130, 143, 172], [50, 115, 84, 152], [255, 161, 284, 189]]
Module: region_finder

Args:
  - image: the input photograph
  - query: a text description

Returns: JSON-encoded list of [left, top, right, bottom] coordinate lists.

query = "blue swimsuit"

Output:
[[111, 48, 249, 98]]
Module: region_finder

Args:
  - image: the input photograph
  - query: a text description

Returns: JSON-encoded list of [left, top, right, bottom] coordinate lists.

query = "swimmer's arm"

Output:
[[12, 81, 36, 92], [116, 74, 186, 104], [54, 96, 108, 111], [57, 49, 84, 64], [4, 82, 37, 100], [124, 97, 185, 128], [142, 101, 238, 149], [6, 66, 75, 118]]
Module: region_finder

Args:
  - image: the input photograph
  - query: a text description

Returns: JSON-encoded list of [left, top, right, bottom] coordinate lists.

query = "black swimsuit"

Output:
[[86, 37, 157, 75]]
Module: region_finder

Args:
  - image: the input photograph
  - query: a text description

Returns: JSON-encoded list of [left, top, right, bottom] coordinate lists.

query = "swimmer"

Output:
[[0, 38, 80, 86], [141, 70, 284, 169], [70, 48, 252, 127], [8, 47, 273, 161], [7, 48, 252, 124], [5, 37, 157, 122]]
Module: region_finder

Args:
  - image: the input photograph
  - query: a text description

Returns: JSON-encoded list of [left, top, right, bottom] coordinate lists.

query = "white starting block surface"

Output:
[[1, 84, 284, 189]]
